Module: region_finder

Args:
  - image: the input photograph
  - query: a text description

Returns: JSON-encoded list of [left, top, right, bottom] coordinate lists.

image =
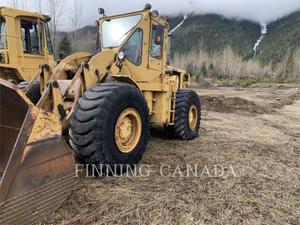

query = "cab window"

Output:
[[121, 28, 143, 65], [0, 16, 7, 49], [21, 20, 41, 54], [151, 24, 164, 59], [45, 23, 53, 55], [39, 22, 44, 53]]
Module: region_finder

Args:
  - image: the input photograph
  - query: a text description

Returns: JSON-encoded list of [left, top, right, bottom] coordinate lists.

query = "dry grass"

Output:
[[43, 84, 300, 225], [172, 47, 300, 79]]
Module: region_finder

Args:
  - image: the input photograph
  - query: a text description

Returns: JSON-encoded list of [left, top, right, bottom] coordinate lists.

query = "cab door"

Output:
[[148, 22, 165, 73], [18, 18, 47, 80]]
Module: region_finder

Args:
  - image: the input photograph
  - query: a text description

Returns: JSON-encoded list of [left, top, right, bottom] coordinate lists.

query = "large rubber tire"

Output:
[[168, 89, 201, 140], [69, 82, 149, 167], [18, 81, 41, 105]]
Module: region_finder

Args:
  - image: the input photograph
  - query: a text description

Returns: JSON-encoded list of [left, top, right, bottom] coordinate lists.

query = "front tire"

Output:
[[168, 89, 201, 140], [69, 82, 149, 167]]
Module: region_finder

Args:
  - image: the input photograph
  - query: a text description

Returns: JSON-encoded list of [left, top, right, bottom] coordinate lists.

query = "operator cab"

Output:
[[0, 7, 55, 81], [20, 17, 53, 55], [97, 4, 169, 82], [101, 14, 143, 65]]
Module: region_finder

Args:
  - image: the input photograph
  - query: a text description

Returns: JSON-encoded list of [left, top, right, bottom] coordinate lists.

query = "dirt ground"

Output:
[[43, 83, 300, 225]]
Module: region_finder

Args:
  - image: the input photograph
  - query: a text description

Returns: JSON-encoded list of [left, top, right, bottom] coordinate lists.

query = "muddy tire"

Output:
[[18, 81, 41, 104], [69, 82, 149, 168], [168, 89, 201, 140]]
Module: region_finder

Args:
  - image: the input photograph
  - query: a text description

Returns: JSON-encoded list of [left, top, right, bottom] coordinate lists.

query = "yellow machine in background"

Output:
[[0, 7, 55, 82], [0, 4, 201, 224]]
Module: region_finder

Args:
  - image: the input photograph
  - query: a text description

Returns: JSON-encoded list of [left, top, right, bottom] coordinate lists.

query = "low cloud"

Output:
[[86, 0, 300, 24], [2, 0, 300, 29]]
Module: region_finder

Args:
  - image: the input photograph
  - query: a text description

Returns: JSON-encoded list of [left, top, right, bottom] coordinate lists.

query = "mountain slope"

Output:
[[169, 12, 300, 77], [169, 14, 260, 59], [258, 11, 300, 65], [64, 14, 261, 58], [61, 11, 300, 77]]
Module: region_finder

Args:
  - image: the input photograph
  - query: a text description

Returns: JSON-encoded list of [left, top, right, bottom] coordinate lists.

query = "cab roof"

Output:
[[99, 8, 169, 28], [0, 6, 46, 21]]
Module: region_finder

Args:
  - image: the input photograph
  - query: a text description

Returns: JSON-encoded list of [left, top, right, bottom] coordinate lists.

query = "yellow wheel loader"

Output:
[[0, 7, 55, 82], [0, 6, 58, 105], [0, 4, 201, 224]]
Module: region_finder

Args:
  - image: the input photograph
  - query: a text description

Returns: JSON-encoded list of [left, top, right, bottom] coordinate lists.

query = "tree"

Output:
[[200, 62, 208, 77], [10, 0, 19, 8], [48, 0, 68, 52], [33, 0, 42, 13], [58, 35, 72, 58], [70, 0, 82, 52], [19, 0, 28, 9], [208, 62, 215, 76], [10, 0, 28, 9]]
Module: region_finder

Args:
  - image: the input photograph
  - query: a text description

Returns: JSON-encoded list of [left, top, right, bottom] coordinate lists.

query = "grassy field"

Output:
[[214, 76, 296, 87], [43, 83, 300, 225], [213, 76, 296, 87]]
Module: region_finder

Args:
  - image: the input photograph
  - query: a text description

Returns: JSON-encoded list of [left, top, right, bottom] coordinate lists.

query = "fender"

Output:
[[111, 74, 141, 91]]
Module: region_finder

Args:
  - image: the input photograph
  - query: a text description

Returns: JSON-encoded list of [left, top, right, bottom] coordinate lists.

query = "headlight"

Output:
[[118, 52, 125, 60]]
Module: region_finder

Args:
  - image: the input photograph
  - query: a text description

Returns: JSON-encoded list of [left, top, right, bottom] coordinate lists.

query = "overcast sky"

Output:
[[1, 0, 300, 30]]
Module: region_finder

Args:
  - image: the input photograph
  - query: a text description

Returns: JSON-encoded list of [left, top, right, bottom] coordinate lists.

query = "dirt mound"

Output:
[[276, 84, 293, 90], [201, 95, 271, 114], [269, 92, 300, 108]]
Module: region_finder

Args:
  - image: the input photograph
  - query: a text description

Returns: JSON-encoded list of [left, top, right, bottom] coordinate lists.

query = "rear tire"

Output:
[[69, 82, 149, 168], [168, 89, 201, 140], [18, 81, 41, 105]]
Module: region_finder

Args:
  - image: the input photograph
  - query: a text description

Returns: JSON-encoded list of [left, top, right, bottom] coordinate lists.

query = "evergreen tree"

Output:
[[58, 35, 72, 58], [200, 62, 208, 77]]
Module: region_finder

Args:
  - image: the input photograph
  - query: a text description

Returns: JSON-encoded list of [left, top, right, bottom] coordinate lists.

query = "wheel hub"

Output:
[[188, 105, 198, 130], [119, 118, 132, 143], [115, 108, 142, 153]]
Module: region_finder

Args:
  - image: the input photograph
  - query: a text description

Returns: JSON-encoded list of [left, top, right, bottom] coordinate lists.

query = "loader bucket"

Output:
[[0, 79, 75, 225]]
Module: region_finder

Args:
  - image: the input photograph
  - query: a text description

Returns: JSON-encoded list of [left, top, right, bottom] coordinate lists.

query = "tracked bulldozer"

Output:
[[0, 4, 201, 224]]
